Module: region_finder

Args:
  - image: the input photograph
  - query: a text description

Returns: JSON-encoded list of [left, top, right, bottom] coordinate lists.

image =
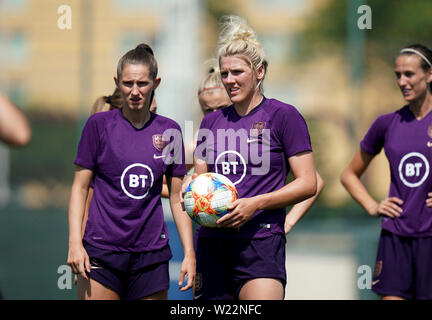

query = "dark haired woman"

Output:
[[341, 44, 432, 300], [67, 44, 195, 300]]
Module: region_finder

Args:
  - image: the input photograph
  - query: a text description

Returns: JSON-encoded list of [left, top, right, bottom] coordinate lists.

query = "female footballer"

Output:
[[189, 59, 323, 233], [341, 44, 432, 300], [189, 15, 319, 300], [67, 43, 195, 300]]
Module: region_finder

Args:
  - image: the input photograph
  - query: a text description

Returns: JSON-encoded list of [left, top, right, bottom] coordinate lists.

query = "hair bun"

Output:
[[217, 15, 267, 94], [204, 58, 220, 74], [198, 58, 224, 96], [135, 43, 154, 56], [219, 16, 258, 46]]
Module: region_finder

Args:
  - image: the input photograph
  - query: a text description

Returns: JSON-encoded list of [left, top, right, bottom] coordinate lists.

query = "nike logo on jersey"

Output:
[[247, 138, 259, 143], [427, 141, 432, 148], [372, 279, 380, 286], [153, 154, 166, 159]]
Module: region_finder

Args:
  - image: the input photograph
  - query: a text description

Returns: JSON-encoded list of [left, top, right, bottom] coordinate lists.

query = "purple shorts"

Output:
[[83, 241, 172, 300], [372, 229, 432, 300], [193, 233, 286, 300]]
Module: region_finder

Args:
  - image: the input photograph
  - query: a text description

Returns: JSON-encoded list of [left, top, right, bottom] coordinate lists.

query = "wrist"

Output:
[[184, 249, 196, 259], [285, 220, 295, 230], [254, 193, 269, 211], [366, 202, 379, 217], [69, 237, 83, 247]]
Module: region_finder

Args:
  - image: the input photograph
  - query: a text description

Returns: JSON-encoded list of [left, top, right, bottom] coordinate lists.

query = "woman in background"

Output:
[[341, 44, 432, 300]]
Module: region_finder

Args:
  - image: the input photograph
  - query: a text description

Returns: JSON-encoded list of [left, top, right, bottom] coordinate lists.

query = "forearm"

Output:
[[81, 187, 93, 238], [285, 192, 319, 231], [341, 170, 378, 214], [169, 175, 195, 257], [170, 196, 195, 257], [0, 93, 31, 147], [286, 172, 324, 230], [255, 174, 317, 212], [68, 185, 88, 245], [285, 191, 319, 230]]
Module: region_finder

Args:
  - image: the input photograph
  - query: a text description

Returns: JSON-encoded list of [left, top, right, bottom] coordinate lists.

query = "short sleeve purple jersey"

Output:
[[75, 109, 186, 252], [195, 97, 312, 239], [361, 105, 432, 237]]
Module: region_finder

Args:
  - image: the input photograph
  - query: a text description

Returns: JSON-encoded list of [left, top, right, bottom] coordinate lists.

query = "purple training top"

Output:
[[361, 105, 432, 237], [195, 96, 312, 239], [75, 109, 186, 252]]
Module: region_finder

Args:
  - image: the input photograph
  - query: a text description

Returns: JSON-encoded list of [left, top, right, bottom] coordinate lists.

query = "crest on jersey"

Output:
[[152, 134, 167, 151], [250, 121, 266, 137], [428, 124, 432, 139]]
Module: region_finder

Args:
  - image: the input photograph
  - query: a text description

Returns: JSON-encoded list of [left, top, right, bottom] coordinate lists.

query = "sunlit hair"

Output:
[[91, 87, 122, 115], [216, 15, 268, 93], [399, 44, 432, 92], [197, 58, 225, 97], [116, 43, 158, 81]]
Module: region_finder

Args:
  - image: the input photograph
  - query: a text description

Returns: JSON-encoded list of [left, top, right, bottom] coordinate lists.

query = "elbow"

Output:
[[7, 132, 31, 148], [7, 123, 31, 148], [15, 128, 31, 147], [316, 173, 325, 195], [340, 168, 350, 189], [303, 172, 325, 200], [303, 178, 318, 200]]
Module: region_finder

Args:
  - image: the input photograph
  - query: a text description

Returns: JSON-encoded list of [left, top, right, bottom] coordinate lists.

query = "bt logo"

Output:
[[398, 152, 429, 188], [120, 163, 154, 199], [215, 151, 246, 185]]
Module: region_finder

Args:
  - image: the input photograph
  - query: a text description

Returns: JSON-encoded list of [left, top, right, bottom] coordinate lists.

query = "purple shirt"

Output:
[[195, 97, 312, 238], [361, 105, 432, 237], [75, 109, 186, 252]]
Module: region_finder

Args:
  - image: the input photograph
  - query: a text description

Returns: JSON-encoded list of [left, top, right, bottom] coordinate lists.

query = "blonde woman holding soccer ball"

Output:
[[183, 16, 320, 300]]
